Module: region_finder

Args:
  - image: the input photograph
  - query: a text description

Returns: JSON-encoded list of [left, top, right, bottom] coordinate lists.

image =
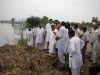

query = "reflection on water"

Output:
[[0, 23, 35, 47]]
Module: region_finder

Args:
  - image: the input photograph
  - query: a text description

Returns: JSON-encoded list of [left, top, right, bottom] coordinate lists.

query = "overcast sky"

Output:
[[0, 0, 100, 23]]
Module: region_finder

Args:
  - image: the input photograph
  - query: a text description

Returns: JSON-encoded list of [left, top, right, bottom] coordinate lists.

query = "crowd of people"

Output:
[[27, 19, 100, 75]]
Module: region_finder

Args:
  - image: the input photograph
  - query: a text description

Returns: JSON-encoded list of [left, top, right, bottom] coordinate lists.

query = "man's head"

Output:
[[51, 24, 55, 30], [29, 28, 31, 31], [93, 24, 98, 30], [39, 23, 42, 28], [61, 21, 65, 26], [58, 21, 60, 24], [79, 25, 83, 30], [68, 27, 72, 31], [49, 19, 53, 24], [71, 22, 75, 26], [68, 29, 75, 38], [83, 27, 87, 32], [55, 20, 58, 24], [66, 22, 69, 25], [74, 24, 78, 30]]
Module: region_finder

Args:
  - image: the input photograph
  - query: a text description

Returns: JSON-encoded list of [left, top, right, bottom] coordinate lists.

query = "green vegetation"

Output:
[[12, 16, 99, 45], [17, 39, 27, 45], [26, 16, 49, 28], [77, 17, 99, 27]]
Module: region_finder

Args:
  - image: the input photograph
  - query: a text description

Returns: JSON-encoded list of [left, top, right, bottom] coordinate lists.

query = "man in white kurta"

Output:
[[90, 23, 95, 61], [68, 30, 84, 75], [65, 28, 68, 43], [81, 27, 89, 64], [55, 22, 66, 63], [27, 28, 33, 46], [74, 24, 82, 38], [91, 25, 100, 65], [45, 19, 53, 50], [49, 24, 58, 55], [34, 24, 45, 50]]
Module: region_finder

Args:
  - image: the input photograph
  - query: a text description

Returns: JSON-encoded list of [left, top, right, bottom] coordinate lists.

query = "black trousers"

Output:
[[66, 54, 72, 75], [89, 63, 100, 75]]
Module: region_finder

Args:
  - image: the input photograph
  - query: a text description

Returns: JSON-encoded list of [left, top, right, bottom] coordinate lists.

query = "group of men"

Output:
[[27, 19, 100, 75]]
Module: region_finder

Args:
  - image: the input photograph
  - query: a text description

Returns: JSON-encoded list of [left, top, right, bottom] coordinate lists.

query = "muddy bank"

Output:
[[0, 44, 92, 75]]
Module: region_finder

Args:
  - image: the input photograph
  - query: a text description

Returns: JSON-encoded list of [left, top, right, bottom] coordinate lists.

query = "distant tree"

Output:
[[81, 21, 85, 25], [76, 23, 81, 25], [89, 22, 92, 25], [26, 16, 41, 28], [41, 16, 49, 25], [92, 17, 98, 22], [86, 22, 89, 25], [13, 20, 26, 44]]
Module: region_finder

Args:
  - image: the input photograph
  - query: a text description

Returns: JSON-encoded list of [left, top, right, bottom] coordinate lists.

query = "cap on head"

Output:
[[92, 22, 96, 25], [51, 24, 55, 27]]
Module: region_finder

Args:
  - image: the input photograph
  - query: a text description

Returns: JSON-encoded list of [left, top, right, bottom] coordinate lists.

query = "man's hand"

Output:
[[63, 53, 66, 56], [91, 43, 93, 45], [80, 50, 83, 54], [53, 32, 56, 35], [55, 37, 59, 41], [34, 37, 35, 40], [85, 41, 89, 44], [48, 41, 49, 44]]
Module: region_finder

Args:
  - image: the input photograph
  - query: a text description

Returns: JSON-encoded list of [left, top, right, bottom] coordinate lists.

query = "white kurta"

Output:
[[90, 27, 95, 60], [27, 31, 33, 46], [34, 27, 45, 44], [65, 29, 68, 43], [68, 36, 84, 69], [49, 29, 58, 54], [81, 32, 89, 42], [75, 29, 82, 37], [57, 26, 66, 63], [45, 23, 52, 42], [92, 29, 99, 63]]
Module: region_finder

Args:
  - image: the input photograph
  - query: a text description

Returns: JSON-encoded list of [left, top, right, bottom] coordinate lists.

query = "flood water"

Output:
[[0, 23, 35, 47]]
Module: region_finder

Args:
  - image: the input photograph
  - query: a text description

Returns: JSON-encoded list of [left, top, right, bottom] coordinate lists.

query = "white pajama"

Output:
[[35, 43, 42, 50], [34, 27, 45, 50], [71, 68, 80, 75], [27, 31, 33, 46], [45, 42, 49, 50]]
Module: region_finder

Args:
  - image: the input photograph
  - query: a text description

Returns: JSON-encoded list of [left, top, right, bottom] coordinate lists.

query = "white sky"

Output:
[[0, 0, 100, 23]]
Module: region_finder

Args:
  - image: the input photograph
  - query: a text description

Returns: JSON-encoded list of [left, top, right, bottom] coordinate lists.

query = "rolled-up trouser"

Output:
[[71, 68, 80, 75]]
